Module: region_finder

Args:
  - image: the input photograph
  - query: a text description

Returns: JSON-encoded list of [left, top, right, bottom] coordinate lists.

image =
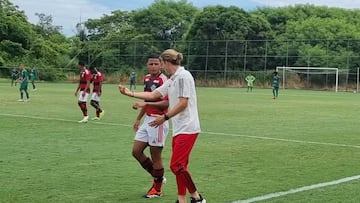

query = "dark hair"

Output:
[[147, 54, 160, 60], [78, 61, 85, 66]]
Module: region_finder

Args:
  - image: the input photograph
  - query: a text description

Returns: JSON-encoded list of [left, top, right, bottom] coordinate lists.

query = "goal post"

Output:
[[276, 66, 339, 92]]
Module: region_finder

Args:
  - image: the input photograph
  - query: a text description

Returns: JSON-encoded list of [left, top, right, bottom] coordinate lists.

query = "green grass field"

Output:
[[1, 81, 360, 203]]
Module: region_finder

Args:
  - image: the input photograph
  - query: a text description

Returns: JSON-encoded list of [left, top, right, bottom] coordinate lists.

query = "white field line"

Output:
[[2, 113, 360, 149], [204, 131, 360, 149], [232, 174, 360, 203], [0, 113, 131, 127]]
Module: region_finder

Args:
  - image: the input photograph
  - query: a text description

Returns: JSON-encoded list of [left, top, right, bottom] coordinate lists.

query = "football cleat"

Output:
[[91, 117, 100, 121], [143, 187, 162, 198], [190, 195, 206, 203], [78, 116, 89, 123], [99, 110, 105, 119], [17, 99, 24, 102]]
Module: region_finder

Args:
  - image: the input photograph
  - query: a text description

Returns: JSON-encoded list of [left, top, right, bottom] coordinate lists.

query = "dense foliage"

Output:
[[2, 0, 360, 81]]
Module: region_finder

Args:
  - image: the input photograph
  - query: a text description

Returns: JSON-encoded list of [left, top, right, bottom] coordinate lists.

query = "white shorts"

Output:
[[91, 92, 101, 102], [78, 91, 89, 102], [135, 115, 169, 147]]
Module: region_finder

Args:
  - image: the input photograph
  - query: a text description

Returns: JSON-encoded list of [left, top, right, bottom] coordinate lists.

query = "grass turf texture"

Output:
[[1, 82, 360, 203]]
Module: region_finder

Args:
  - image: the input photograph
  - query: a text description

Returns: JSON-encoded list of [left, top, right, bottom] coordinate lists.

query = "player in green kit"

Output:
[[245, 73, 256, 92], [272, 71, 280, 99], [129, 69, 137, 91], [30, 68, 37, 91], [17, 64, 30, 102]]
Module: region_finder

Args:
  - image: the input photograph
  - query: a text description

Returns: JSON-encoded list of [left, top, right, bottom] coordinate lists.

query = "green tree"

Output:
[[132, 0, 198, 46], [186, 5, 272, 72]]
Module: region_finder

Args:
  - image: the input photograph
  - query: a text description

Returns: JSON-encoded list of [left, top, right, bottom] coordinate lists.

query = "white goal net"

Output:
[[276, 66, 339, 92]]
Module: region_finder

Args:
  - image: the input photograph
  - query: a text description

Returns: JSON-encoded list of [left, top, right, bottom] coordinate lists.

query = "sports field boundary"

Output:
[[204, 131, 360, 149], [231, 174, 360, 203]]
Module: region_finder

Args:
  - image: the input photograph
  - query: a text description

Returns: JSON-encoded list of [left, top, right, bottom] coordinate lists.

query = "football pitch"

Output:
[[1, 82, 360, 203]]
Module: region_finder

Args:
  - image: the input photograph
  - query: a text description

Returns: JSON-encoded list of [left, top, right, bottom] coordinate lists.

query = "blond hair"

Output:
[[160, 49, 183, 65]]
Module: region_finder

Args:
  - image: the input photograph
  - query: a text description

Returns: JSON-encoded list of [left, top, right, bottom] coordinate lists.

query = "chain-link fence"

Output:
[[1, 39, 360, 90]]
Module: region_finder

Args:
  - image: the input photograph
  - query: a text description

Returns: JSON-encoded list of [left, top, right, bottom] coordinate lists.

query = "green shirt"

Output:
[[21, 69, 29, 84], [272, 75, 280, 88], [245, 75, 256, 86], [30, 69, 36, 81], [130, 71, 137, 83]]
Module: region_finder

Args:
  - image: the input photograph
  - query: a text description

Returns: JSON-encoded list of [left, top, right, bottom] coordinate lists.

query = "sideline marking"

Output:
[[232, 174, 360, 203], [0, 113, 131, 127], [2, 113, 360, 149], [204, 131, 360, 149]]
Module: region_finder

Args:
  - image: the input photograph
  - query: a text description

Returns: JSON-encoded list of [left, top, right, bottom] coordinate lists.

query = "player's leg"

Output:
[[170, 134, 205, 203], [130, 80, 134, 91], [132, 141, 150, 170], [90, 93, 104, 120], [32, 80, 36, 90], [133, 133, 158, 197], [145, 146, 165, 198], [77, 91, 89, 122], [272, 87, 276, 99], [133, 120, 153, 174], [275, 87, 279, 98], [143, 116, 168, 198], [24, 84, 29, 101], [18, 87, 24, 101]]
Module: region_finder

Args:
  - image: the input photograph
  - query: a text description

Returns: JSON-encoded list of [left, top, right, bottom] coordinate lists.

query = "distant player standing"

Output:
[[30, 68, 37, 91], [131, 54, 169, 198], [272, 71, 280, 99], [129, 69, 137, 91], [17, 64, 30, 102], [75, 62, 91, 123], [245, 73, 256, 92], [89, 66, 105, 120], [11, 68, 19, 87]]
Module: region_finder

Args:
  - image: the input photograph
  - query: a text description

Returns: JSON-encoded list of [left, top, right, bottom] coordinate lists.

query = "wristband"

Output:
[[164, 114, 170, 120]]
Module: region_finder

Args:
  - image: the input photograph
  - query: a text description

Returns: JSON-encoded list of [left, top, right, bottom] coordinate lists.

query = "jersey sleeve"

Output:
[[177, 77, 192, 98], [155, 79, 170, 97]]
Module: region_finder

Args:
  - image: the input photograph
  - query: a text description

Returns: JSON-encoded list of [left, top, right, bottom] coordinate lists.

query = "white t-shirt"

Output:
[[156, 66, 201, 136]]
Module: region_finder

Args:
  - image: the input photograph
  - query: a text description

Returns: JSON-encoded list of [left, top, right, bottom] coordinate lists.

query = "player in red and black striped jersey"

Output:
[[130, 54, 169, 198], [74, 61, 91, 123], [89, 66, 104, 120]]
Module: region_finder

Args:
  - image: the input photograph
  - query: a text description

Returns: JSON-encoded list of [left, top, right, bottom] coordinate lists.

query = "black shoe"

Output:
[[190, 195, 206, 203]]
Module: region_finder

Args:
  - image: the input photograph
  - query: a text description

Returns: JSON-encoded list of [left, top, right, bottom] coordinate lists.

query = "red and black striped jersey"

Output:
[[91, 71, 103, 92], [79, 69, 91, 92], [143, 73, 168, 116]]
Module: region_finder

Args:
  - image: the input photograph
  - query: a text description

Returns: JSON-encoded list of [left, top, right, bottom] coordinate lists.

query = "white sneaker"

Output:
[[78, 116, 89, 123], [91, 117, 100, 121], [25, 99, 30, 102], [17, 99, 24, 102]]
